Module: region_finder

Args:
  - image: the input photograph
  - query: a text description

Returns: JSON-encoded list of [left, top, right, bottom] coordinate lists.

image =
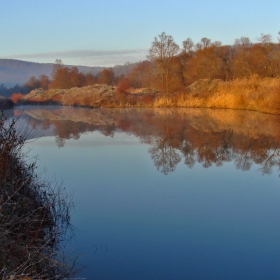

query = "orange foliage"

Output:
[[85, 73, 98, 85], [128, 61, 152, 88], [11, 93, 25, 103], [142, 94, 155, 104], [117, 78, 130, 93], [98, 68, 115, 85], [118, 119, 131, 131]]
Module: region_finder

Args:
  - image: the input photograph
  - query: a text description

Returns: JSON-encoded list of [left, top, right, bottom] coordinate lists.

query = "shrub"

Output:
[[117, 78, 130, 93], [0, 112, 78, 279], [11, 93, 25, 104]]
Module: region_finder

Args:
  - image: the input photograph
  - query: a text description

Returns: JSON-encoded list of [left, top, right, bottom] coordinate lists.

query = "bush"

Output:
[[117, 78, 130, 93], [0, 112, 77, 279], [10, 93, 25, 104]]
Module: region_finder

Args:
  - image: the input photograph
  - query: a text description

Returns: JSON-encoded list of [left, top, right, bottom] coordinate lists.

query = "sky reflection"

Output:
[[16, 107, 280, 279]]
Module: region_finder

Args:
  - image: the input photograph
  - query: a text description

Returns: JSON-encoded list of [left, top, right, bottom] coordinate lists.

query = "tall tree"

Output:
[[38, 74, 50, 89], [50, 67, 70, 89], [24, 76, 40, 91], [69, 67, 85, 87], [147, 32, 180, 93], [128, 61, 152, 88], [98, 68, 115, 85], [51, 59, 63, 80], [232, 37, 253, 77], [257, 33, 280, 77], [85, 73, 98, 85]]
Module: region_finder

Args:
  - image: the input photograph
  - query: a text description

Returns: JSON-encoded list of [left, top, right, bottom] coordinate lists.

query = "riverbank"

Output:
[[20, 76, 280, 115], [0, 112, 76, 278], [0, 95, 14, 109], [156, 76, 280, 115]]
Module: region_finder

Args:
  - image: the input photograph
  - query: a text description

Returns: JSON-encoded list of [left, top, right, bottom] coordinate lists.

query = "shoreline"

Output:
[[17, 76, 280, 115]]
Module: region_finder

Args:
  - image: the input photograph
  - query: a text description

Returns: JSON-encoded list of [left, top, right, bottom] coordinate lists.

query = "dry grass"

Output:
[[22, 77, 280, 114], [154, 76, 280, 114], [0, 112, 77, 279]]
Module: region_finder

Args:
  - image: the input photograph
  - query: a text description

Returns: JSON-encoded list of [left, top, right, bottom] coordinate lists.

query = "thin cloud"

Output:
[[4, 49, 148, 67]]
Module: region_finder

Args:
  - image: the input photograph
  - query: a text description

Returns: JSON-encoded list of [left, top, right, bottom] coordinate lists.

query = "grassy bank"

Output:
[[21, 76, 280, 115], [154, 76, 280, 114], [0, 112, 77, 279]]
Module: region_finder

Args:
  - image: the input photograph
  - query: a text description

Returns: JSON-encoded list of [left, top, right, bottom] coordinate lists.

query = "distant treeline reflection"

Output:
[[17, 107, 280, 175]]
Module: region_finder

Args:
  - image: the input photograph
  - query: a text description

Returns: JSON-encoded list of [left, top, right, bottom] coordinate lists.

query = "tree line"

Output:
[[47, 30, 280, 94], [4, 31, 280, 97], [20, 107, 280, 175], [0, 60, 123, 99], [0, 83, 29, 97], [23, 59, 122, 91], [127, 31, 280, 93]]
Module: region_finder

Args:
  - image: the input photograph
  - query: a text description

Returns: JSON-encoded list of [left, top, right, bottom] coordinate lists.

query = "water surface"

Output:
[[12, 106, 280, 279]]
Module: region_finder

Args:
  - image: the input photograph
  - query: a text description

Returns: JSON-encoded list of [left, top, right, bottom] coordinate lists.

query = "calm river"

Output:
[[10, 106, 280, 279]]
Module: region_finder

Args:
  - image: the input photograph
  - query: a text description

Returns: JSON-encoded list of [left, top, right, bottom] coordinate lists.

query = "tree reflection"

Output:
[[100, 124, 116, 137], [55, 134, 66, 147], [149, 137, 181, 175], [148, 117, 182, 174], [259, 148, 280, 175], [20, 107, 280, 176], [235, 150, 253, 171], [180, 139, 196, 168]]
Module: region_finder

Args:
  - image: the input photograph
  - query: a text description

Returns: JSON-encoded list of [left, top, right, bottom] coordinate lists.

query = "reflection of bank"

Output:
[[19, 106, 280, 176], [0, 112, 77, 278]]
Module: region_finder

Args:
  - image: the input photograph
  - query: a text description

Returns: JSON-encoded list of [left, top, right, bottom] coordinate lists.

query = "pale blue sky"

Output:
[[1, 0, 279, 66]]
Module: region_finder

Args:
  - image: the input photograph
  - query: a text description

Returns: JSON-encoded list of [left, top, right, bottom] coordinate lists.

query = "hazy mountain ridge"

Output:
[[0, 59, 138, 86]]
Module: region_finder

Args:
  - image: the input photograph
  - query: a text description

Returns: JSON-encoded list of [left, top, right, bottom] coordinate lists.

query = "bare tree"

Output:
[[51, 59, 63, 80], [182, 38, 194, 55], [257, 33, 280, 76], [233, 37, 254, 77], [147, 32, 180, 93], [98, 68, 115, 86], [201, 37, 211, 49]]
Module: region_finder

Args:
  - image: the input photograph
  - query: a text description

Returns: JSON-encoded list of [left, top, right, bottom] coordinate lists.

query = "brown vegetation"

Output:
[[18, 31, 280, 114], [143, 32, 280, 91], [0, 112, 77, 278], [21, 75, 280, 114], [11, 93, 25, 103], [154, 75, 280, 114]]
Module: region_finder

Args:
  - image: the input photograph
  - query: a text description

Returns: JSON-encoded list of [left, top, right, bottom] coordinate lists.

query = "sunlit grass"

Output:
[[154, 75, 280, 114], [21, 76, 280, 115]]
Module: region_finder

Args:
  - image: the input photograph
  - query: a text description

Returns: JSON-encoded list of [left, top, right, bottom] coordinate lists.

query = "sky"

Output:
[[1, 0, 279, 67]]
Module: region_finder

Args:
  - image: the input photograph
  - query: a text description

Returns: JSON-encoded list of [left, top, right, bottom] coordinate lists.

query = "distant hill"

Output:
[[0, 59, 138, 86]]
